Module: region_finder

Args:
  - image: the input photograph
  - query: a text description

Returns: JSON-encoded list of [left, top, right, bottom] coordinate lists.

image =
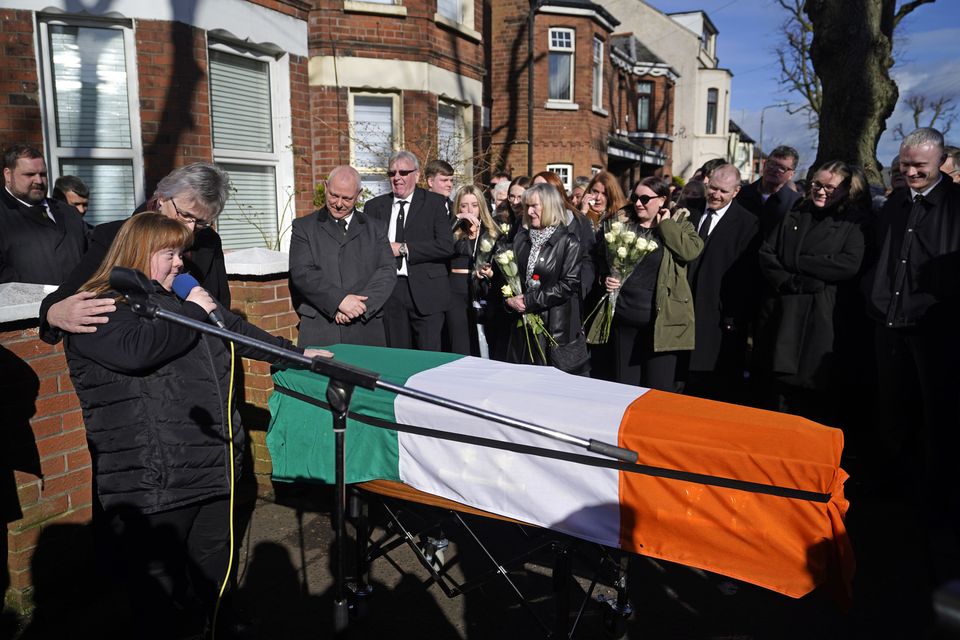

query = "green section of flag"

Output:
[[266, 344, 462, 484]]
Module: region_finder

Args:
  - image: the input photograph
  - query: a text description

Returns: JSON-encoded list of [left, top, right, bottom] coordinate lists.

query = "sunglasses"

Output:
[[387, 169, 417, 178], [630, 193, 663, 206]]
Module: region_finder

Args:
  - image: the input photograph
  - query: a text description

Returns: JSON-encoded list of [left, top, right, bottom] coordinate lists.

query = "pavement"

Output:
[[7, 478, 959, 639]]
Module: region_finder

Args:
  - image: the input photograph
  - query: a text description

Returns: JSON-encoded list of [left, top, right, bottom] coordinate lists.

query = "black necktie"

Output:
[[337, 218, 348, 235], [395, 201, 406, 269], [699, 209, 714, 242]]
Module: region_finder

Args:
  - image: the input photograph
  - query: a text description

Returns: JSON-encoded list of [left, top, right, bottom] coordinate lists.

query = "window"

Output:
[[350, 92, 400, 197], [548, 28, 574, 102], [209, 43, 292, 250], [437, 0, 461, 23], [438, 100, 473, 183], [591, 166, 601, 176], [592, 38, 603, 111], [38, 19, 144, 226], [546, 164, 573, 192], [706, 88, 718, 135], [637, 81, 653, 131]]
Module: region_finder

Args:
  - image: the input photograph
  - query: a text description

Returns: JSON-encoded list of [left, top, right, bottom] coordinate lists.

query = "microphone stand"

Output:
[[118, 275, 638, 632]]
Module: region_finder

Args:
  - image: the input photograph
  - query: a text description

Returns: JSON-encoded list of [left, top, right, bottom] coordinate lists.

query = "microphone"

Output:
[[109, 267, 156, 297], [172, 273, 226, 328]]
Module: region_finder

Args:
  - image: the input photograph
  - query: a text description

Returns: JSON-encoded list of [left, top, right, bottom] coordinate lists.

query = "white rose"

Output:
[[501, 284, 513, 297], [621, 230, 637, 244], [604, 232, 616, 245], [505, 250, 515, 260], [494, 252, 509, 265], [480, 238, 494, 252], [500, 223, 511, 234], [635, 237, 648, 251], [617, 246, 628, 259], [610, 221, 624, 233], [646, 240, 659, 252]]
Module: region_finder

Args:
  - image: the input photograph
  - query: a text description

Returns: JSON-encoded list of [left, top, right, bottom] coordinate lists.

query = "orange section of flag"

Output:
[[617, 390, 853, 600]]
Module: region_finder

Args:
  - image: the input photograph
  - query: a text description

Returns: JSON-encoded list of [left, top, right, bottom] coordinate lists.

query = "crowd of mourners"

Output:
[[1, 125, 958, 636]]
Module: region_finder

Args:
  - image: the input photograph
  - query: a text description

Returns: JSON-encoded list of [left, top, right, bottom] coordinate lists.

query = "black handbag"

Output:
[[549, 331, 591, 375]]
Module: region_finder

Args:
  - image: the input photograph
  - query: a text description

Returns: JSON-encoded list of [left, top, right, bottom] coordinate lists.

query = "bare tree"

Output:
[[804, 0, 937, 185], [893, 94, 957, 139], [775, 0, 821, 127]]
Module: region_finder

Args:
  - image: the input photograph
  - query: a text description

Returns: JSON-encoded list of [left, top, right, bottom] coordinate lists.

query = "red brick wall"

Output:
[[290, 54, 317, 216], [489, 5, 614, 178], [0, 10, 43, 149], [2, 327, 90, 613]]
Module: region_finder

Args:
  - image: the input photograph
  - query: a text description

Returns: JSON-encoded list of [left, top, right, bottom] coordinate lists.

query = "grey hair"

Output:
[[491, 180, 509, 198], [154, 163, 231, 217], [388, 150, 420, 171], [573, 175, 591, 189], [520, 182, 565, 228], [901, 127, 945, 152], [327, 165, 362, 193], [768, 145, 800, 168]]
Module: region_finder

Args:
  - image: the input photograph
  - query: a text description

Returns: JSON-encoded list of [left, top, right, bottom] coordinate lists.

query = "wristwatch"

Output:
[[399, 243, 408, 257]]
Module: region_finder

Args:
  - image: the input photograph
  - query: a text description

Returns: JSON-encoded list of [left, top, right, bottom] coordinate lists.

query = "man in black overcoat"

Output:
[[683, 164, 760, 403], [364, 150, 455, 351], [864, 127, 960, 552], [38, 163, 232, 345], [289, 166, 396, 348], [0, 145, 88, 286], [736, 145, 801, 240]]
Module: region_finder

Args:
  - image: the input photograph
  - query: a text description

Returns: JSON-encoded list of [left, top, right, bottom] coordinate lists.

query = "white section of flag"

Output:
[[394, 357, 647, 548]]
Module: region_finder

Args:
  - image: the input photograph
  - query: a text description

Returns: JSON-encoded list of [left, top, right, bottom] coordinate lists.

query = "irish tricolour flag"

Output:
[[267, 344, 852, 599]]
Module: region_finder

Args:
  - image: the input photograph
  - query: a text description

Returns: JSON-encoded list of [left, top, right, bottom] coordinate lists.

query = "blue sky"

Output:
[[645, 0, 960, 174]]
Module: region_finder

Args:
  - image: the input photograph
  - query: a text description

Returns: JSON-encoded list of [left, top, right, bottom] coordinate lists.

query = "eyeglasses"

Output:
[[809, 181, 841, 195], [765, 161, 795, 174], [630, 193, 663, 206], [170, 198, 213, 229], [387, 169, 417, 178]]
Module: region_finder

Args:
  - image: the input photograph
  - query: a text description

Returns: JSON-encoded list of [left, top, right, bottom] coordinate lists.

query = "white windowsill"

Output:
[[592, 106, 608, 117], [433, 13, 481, 42], [544, 100, 579, 111], [344, 1, 408, 17]]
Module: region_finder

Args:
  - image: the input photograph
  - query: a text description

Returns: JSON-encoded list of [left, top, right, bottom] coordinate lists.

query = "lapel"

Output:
[[406, 187, 425, 230]]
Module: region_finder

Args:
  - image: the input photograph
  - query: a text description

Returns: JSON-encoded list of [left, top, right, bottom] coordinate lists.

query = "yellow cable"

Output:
[[211, 340, 236, 640]]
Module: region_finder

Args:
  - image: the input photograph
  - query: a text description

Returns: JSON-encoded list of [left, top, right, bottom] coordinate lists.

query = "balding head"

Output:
[[325, 166, 362, 219], [705, 164, 741, 210]]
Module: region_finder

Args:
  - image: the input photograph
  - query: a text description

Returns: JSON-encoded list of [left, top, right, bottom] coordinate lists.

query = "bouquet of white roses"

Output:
[[494, 249, 557, 364], [583, 220, 659, 344], [475, 227, 502, 271]]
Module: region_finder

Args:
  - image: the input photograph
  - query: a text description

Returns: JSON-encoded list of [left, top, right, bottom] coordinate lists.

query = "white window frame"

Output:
[[36, 16, 146, 220], [434, 0, 478, 39], [636, 81, 653, 131], [208, 38, 296, 252], [546, 27, 575, 107], [437, 99, 474, 184], [546, 164, 573, 193], [591, 37, 604, 113], [591, 166, 601, 176], [349, 91, 402, 197]]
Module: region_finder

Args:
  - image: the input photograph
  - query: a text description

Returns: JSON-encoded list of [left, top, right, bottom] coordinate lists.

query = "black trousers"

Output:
[[383, 276, 444, 351], [108, 496, 231, 638], [611, 321, 678, 392], [443, 272, 472, 355]]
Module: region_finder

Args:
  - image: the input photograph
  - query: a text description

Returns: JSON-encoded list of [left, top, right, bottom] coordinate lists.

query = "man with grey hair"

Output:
[[864, 128, 960, 552], [38, 162, 233, 344], [736, 145, 801, 238], [289, 166, 396, 347], [364, 150, 454, 350], [683, 163, 760, 402]]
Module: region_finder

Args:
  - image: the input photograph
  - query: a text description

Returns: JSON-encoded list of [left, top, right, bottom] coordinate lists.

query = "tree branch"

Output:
[[894, 0, 937, 28]]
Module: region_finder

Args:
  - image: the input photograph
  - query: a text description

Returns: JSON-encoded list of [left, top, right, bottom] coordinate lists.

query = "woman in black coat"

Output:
[[65, 213, 327, 638], [754, 160, 868, 423], [501, 183, 585, 372]]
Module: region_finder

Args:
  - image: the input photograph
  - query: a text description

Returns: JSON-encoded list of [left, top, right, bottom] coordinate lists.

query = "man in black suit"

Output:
[[0, 145, 88, 286], [364, 150, 455, 351], [736, 145, 801, 240], [38, 163, 232, 345], [289, 165, 396, 348], [684, 163, 760, 403]]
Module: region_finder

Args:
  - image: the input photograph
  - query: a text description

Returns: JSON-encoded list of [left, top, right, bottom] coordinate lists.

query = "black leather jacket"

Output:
[[514, 226, 582, 344]]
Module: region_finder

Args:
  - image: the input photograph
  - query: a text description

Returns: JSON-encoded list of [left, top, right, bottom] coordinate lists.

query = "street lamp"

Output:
[[758, 102, 791, 167]]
